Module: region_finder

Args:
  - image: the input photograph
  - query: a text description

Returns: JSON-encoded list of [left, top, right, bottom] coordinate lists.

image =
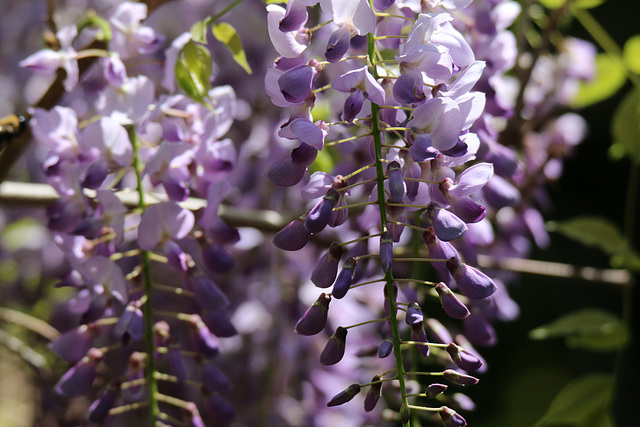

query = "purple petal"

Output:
[[273, 218, 311, 251], [279, 0, 308, 32], [278, 65, 315, 103], [343, 90, 364, 123], [325, 27, 351, 63], [432, 208, 468, 241]]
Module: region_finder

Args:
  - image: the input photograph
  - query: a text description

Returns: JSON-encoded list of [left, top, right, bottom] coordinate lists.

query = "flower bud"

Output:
[[294, 293, 330, 336], [311, 242, 344, 288], [202, 244, 235, 273], [443, 369, 479, 386], [343, 90, 365, 123], [435, 282, 470, 319], [411, 323, 429, 357], [190, 314, 220, 358], [426, 318, 453, 344], [427, 206, 468, 242], [55, 347, 103, 396], [87, 384, 118, 423], [425, 383, 448, 399], [320, 326, 348, 365], [49, 323, 99, 364], [305, 188, 340, 233], [325, 27, 351, 63], [439, 406, 467, 427], [379, 232, 394, 273], [332, 257, 356, 299], [192, 276, 229, 311], [400, 402, 411, 424], [327, 383, 361, 407], [202, 310, 237, 337], [378, 335, 395, 358], [446, 343, 483, 371], [205, 394, 236, 424], [273, 218, 311, 251], [463, 314, 497, 347], [405, 301, 424, 326], [446, 257, 497, 300], [364, 375, 382, 412], [113, 300, 144, 342], [168, 345, 188, 382], [387, 161, 406, 203], [202, 362, 232, 393]]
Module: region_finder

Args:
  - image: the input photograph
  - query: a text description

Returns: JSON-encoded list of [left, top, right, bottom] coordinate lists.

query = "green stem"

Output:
[[210, 0, 244, 23], [128, 125, 160, 423], [367, 31, 410, 427]]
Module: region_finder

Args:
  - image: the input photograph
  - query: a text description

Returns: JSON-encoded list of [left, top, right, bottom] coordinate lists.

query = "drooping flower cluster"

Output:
[[265, 0, 595, 425], [20, 2, 245, 425]]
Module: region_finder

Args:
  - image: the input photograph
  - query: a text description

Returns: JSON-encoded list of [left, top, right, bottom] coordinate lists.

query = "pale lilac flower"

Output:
[[267, 4, 308, 58], [137, 202, 195, 250], [109, 2, 162, 58], [20, 25, 78, 91]]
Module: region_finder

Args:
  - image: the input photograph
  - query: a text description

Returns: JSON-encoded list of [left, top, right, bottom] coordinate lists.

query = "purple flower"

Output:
[[327, 383, 362, 407], [393, 69, 427, 105], [446, 257, 497, 300], [113, 300, 144, 342], [311, 242, 344, 288], [320, 326, 348, 365], [387, 160, 406, 203], [267, 4, 308, 58], [137, 202, 195, 251], [379, 232, 394, 273], [201, 362, 232, 393], [446, 343, 483, 371], [201, 243, 236, 274], [192, 276, 230, 312], [55, 348, 103, 396], [109, 2, 162, 58], [364, 375, 382, 412], [332, 66, 386, 106], [294, 293, 331, 335], [305, 188, 340, 233], [20, 25, 78, 91], [435, 282, 470, 319], [331, 257, 356, 299], [405, 301, 424, 326], [189, 314, 220, 358], [378, 335, 395, 358], [325, 27, 351, 63], [440, 406, 467, 427], [87, 385, 118, 423], [411, 323, 430, 357], [425, 383, 448, 399], [278, 65, 317, 103], [443, 369, 479, 386], [428, 206, 468, 241], [49, 324, 99, 364], [168, 345, 189, 382], [279, 0, 309, 32], [273, 218, 311, 251]]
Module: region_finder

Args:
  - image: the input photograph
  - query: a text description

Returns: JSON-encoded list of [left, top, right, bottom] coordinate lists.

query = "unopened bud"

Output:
[[327, 383, 361, 407], [446, 343, 483, 371], [435, 282, 470, 319], [332, 257, 356, 299], [380, 232, 394, 273], [439, 406, 467, 427], [443, 369, 479, 386], [364, 375, 382, 412], [320, 327, 348, 365], [294, 293, 331, 336], [425, 383, 448, 399]]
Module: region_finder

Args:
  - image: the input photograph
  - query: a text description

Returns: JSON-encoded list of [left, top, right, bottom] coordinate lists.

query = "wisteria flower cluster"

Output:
[[0, 0, 606, 426]]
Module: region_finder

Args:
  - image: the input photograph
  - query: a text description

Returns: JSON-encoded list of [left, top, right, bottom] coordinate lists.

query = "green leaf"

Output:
[[211, 22, 252, 75], [610, 87, 640, 164], [190, 17, 212, 44], [530, 308, 627, 352], [539, 0, 606, 9], [547, 216, 624, 255], [623, 35, 640, 74], [571, 53, 626, 107], [0, 218, 49, 252], [534, 374, 614, 427], [175, 40, 213, 103]]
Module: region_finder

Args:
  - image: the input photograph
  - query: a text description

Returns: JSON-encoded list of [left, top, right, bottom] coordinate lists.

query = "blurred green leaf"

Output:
[[571, 53, 626, 107], [263, 0, 288, 3], [610, 87, 640, 164], [547, 216, 624, 255], [190, 17, 212, 44], [623, 35, 640, 74], [539, 0, 606, 9], [212, 22, 252, 75], [309, 147, 337, 175], [175, 40, 213, 104], [530, 308, 627, 352], [77, 12, 112, 42], [0, 218, 48, 252], [534, 374, 614, 427]]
